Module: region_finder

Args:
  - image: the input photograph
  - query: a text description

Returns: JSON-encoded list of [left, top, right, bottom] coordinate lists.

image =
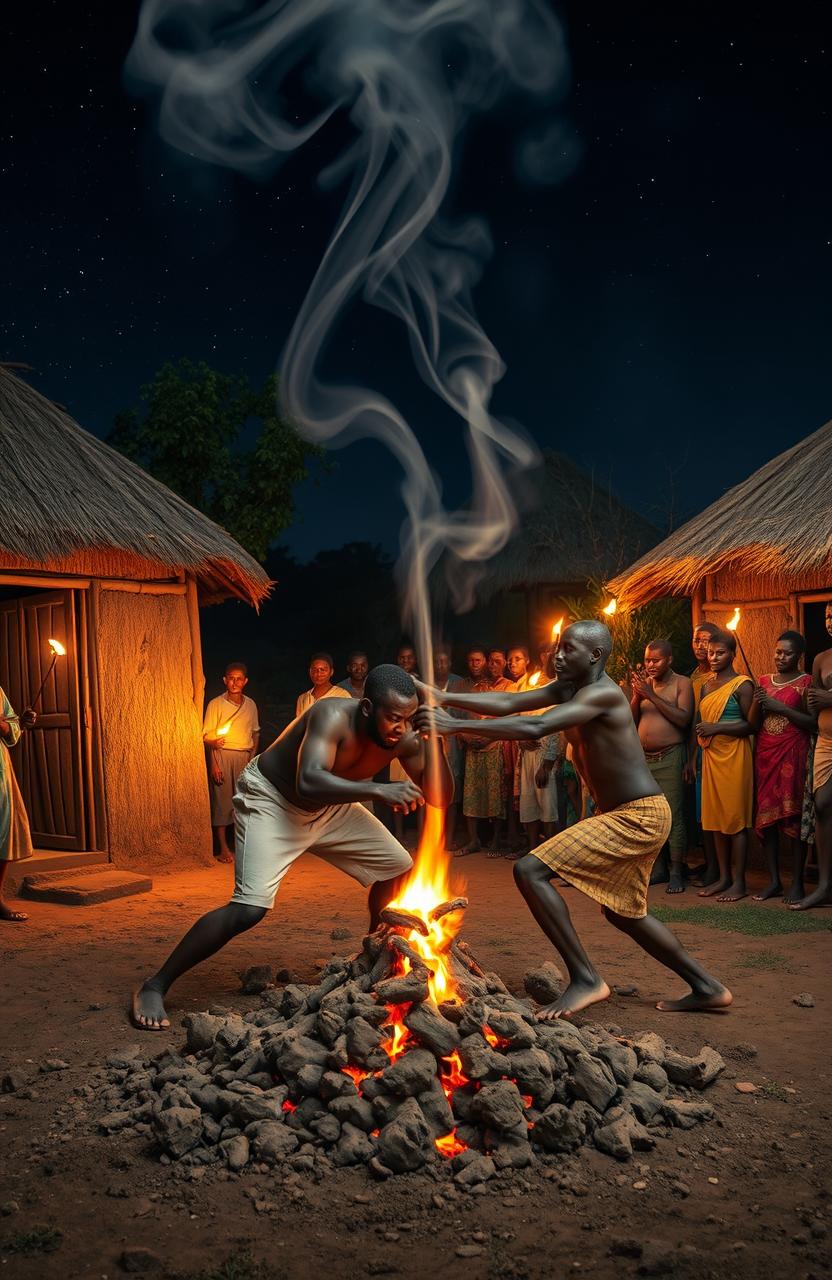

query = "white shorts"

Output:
[[231, 759, 413, 909], [518, 748, 558, 825]]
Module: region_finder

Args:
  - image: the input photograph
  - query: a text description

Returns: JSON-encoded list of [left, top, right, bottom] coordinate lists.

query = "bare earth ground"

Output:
[[1, 855, 830, 1280]]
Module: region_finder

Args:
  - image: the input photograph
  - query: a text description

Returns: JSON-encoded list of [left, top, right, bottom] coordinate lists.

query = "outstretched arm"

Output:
[[415, 682, 610, 744], [418, 676, 571, 717]]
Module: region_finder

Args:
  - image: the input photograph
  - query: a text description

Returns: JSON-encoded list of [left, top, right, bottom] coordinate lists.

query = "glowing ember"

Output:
[[602, 597, 617, 617], [380, 1006, 412, 1063], [341, 1065, 369, 1089], [726, 607, 741, 631], [281, 1099, 297, 1113], [435, 1129, 467, 1158]]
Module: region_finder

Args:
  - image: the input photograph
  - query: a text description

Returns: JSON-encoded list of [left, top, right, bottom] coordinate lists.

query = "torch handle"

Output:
[[29, 654, 58, 712]]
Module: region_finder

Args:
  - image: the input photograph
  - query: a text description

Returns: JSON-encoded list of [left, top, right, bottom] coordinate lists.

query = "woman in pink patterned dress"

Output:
[[750, 631, 814, 904]]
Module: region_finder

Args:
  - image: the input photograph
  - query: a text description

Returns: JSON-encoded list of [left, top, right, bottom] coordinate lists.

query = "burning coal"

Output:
[[94, 887, 725, 1180]]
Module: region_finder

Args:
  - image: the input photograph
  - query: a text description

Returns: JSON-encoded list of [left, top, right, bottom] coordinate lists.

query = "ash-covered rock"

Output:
[[91, 921, 724, 1182]]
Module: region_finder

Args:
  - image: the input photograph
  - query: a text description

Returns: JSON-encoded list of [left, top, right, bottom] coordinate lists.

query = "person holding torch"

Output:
[[0, 686, 36, 922], [203, 663, 260, 864]]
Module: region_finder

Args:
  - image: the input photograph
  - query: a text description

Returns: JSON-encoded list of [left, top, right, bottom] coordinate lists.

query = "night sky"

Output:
[[3, 3, 831, 560]]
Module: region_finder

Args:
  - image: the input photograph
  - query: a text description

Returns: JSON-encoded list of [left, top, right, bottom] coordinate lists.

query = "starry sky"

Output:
[[3, 3, 831, 560]]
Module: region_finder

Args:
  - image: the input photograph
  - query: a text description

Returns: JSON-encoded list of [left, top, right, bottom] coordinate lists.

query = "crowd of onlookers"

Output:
[[198, 602, 832, 913]]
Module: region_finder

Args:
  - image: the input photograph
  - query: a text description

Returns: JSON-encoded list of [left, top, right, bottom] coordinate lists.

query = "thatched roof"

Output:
[[609, 419, 832, 609], [0, 365, 271, 606], [467, 450, 658, 601]]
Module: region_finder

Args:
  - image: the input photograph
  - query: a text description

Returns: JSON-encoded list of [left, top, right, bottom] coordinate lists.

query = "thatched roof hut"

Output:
[[0, 365, 271, 879], [609, 419, 832, 673], [446, 450, 657, 649], [0, 364, 270, 606]]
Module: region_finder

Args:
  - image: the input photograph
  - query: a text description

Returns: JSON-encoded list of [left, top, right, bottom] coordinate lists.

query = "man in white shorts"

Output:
[[132, 665, 452, 1030]]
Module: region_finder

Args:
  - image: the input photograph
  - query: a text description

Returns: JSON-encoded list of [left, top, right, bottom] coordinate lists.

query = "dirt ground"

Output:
[[1, 854, 830, 1280]]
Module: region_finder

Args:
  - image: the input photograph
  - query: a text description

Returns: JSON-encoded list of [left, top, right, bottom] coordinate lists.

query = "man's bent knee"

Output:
[[227, 903, 268, 931], [513, 854, 551, 890]]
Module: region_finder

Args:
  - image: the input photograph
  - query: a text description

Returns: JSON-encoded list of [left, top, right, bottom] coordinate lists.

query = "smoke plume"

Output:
[[128, 0, 571, 672]]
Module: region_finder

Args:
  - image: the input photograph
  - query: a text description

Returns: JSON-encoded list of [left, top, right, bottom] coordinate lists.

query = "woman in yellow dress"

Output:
[[696, 629, 754, 902], [0, 688, 36, 922]]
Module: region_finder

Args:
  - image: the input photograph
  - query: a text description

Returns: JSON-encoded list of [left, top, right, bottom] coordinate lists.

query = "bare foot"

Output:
[[656, 983, 733, 1013], [0, 903, 28, 922], [789, 887, 832, 911], [214, 849, 234, 864], [454, 841, 480, 858], [665, 871, 685, 895], [752, 882, 783, 902], [535, 978, 611, 1021], [131, 981, 170, 1031], [782, 883, 805, 906], [716, 882, 747, 902], [698, 877, 731, 898]]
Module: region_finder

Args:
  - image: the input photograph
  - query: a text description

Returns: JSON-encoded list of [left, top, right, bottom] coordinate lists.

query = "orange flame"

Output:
[[47, 638, 66, 656], [528, 671, 542, 688], [386, 805, 462, 1004], [551, 617, 564, 643], [726, 607, 741, 631], [217, 720, 232, 737], [602, 598, 617, 617], [435, 1129, 467, 1158]]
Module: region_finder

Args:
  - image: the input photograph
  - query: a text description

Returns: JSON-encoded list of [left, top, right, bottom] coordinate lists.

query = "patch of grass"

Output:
[[738, 949, 795, 972], [650, 903, 832, 936], [757, 1080, 790, 1102], [2, 1225, 63, 1256]]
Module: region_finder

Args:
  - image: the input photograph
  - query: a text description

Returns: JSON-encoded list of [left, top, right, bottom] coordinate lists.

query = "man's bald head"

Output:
[[563, 620, 613, 663]]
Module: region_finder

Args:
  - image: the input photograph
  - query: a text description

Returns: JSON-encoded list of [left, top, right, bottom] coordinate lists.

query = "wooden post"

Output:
[[185, 576, 206, 721], [86, 582, 109, 855]]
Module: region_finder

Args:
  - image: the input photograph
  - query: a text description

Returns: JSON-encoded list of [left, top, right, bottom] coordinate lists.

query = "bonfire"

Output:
[[94, 807, 725, 1183]]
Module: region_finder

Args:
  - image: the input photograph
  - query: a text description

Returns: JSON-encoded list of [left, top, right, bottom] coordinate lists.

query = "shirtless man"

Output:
[[793, 600, 832, 910], [132, 665, 452, 1030], [630, 640, 693, 894], [415, 621, 731, 1019]]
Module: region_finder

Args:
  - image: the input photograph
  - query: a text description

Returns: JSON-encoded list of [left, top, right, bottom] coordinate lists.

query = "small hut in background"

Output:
[[0, 365, 270, 879], [609, 420, 832, 674], [445, 450, 658, 651]]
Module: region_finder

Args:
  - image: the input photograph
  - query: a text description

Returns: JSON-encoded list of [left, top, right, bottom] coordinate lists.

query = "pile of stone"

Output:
[[96, 921, 724, 1184]]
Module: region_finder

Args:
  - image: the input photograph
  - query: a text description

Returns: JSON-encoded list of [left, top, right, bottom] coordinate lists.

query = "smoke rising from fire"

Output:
[[128, 0, 571, 670]]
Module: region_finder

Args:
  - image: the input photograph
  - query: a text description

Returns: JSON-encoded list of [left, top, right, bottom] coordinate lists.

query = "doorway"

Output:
[[800, 593, 832, 673], [0, 586, 96, 851]]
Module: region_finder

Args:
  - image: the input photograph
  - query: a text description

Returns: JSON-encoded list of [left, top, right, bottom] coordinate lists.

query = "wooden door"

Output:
[[0, 590, 87, 850]]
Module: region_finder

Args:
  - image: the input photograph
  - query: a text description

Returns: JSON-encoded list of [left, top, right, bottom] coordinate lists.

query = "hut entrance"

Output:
[[0, 586, 97, 852], [800, 593, 832, 672]]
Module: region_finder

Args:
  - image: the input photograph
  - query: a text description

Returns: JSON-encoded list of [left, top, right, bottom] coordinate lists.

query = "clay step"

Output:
[[20, 865, 153, 905]]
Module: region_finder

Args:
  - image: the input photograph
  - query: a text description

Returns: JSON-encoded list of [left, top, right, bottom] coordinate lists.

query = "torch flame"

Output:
[[48, 638, 66, 656], [726, 607, 741, 631], [217, 720, 232, 736], [602, 598, 617, 617], [528, 671, 542, 688], [551, 616, 564, 643]]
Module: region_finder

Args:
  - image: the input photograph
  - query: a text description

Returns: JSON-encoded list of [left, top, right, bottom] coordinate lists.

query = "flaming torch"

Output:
[[217, 720, 232, 739], [551, 616, 564, 645], [29, 638, 66, 712], [602, 597, 617, 619], [725, 608, 756, 682]]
